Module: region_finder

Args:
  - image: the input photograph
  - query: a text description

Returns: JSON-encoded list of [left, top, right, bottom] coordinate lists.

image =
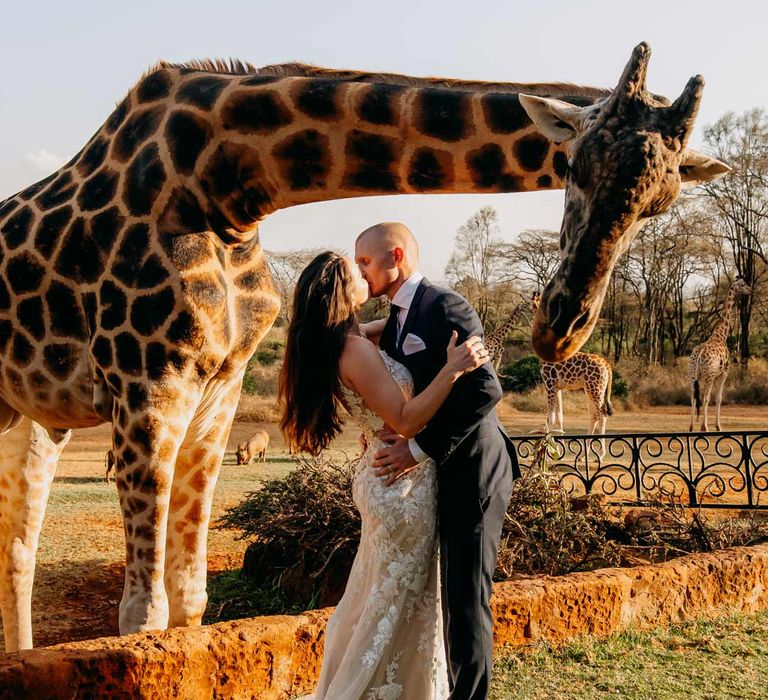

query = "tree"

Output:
[[699, 109, 768, 362], [266, 248, 325, 323], [444, 206, 510, 325], [505, 229, 561, 292]]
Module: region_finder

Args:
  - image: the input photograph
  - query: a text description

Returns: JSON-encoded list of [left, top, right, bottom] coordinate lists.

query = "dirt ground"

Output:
[[2, 403, 766, 649]]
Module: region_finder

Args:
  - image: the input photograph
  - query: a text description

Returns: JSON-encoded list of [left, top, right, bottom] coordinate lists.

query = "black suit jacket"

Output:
[[381, 279, 521, 500]]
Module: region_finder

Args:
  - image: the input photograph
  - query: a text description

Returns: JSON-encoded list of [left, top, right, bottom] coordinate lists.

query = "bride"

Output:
[[279, 251, 489, 700]]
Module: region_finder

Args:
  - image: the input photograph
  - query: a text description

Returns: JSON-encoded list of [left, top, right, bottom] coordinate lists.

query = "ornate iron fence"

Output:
[[510, 431, 768, 509]]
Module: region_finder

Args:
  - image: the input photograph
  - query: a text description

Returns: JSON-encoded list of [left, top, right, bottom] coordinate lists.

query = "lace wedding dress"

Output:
[[300, 350, 449, 700]]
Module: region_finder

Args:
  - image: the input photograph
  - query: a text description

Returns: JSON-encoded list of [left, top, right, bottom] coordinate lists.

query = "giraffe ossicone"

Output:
[[0, 44, 722, 650]]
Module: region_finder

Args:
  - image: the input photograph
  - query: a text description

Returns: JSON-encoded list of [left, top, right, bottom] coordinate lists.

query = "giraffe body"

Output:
[[483, 300, 529, 371], [531, 293, 614, 453], [687, 278, 751, 431], [0, 48, 721, 649], [0, 61, 609, 649]]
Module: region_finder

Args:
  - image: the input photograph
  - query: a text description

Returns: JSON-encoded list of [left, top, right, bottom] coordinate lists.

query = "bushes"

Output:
[[500, 355, 542, 393]]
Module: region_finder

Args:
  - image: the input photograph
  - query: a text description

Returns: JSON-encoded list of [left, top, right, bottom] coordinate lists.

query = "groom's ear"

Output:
[[392, 247, 404, 264]]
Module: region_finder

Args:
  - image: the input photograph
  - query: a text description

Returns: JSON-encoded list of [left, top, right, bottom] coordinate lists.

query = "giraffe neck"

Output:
[[109, 65, 607, 235], [709, 287, 736, 346]]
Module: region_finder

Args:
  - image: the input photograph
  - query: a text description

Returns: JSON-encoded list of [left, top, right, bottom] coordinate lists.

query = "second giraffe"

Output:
[[531, 293, 614, 452]]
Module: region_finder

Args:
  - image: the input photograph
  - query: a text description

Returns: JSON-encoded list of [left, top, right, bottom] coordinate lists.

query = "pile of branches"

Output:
[[216, 455, 361, 608]]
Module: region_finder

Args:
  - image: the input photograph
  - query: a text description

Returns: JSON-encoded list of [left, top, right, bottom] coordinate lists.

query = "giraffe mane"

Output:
[[148, 59, 610, 98]]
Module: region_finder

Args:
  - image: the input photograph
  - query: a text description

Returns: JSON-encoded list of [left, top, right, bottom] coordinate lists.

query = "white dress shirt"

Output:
[[389, 272, 431, 463]]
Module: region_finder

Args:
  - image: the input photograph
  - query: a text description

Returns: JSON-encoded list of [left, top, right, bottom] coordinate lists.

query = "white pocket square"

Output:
[[402, 333, 427, 355]]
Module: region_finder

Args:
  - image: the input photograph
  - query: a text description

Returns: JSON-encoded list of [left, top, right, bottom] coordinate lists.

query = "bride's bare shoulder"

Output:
[[340, 335, 386, 382]]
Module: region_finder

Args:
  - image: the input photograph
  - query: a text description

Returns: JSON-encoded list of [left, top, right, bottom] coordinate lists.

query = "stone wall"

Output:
[[2, 544, 768, 699]]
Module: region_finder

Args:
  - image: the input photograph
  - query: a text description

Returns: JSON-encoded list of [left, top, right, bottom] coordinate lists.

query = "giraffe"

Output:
[[524, 43, 730, 363], [531, 292, 614, 454], [483, 300, 529, 371], [688, 277, 752, 432], [0, 44, 724, 650]]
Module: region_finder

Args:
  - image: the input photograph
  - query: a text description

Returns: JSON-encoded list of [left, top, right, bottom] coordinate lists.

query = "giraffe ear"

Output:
[[518, 94, 587, 143], [679, 149, 731, 187]]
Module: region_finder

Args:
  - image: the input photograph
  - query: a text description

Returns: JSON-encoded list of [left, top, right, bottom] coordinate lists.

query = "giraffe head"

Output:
[[519, 43, 730, 362], [732, 277, 752, 298]]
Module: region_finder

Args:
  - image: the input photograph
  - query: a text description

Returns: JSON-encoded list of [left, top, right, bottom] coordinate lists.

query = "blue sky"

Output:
[[1, 0, 765, 278]]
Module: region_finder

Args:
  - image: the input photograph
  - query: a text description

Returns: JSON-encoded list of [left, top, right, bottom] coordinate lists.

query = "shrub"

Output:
[[217, 456, 360, 609], [242, 365, 279, 396], [500, 355, 542, 393], [254, 340, 284, 366], [611, 368, 628, 398]]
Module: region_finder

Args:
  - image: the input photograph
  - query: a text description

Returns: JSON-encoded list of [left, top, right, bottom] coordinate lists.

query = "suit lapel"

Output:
[[397, 278, 430, 353]]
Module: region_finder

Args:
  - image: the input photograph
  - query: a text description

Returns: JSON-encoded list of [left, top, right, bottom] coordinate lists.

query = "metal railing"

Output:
[[510, 430, 768, 509]]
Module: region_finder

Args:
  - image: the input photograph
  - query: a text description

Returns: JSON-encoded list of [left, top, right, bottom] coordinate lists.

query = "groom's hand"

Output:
[[372, 430, 418, 486]]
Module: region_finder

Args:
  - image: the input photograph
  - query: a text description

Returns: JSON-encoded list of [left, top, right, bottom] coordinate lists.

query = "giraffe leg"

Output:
[[556, 390, 564, 432], [700, 380, 714, 432], [714, 373, 728, 431], [113, 386, 200, 635], [688, 382, 697, 432], [164, 376, 242, 628], [545, 388, 558, 432], [0, 417, 70, 651]]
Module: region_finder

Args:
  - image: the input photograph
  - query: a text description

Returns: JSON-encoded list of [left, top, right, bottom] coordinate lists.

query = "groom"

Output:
[[355, 222, 520, 700]]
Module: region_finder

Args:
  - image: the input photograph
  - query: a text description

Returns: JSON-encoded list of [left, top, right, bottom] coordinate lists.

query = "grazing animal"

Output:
[[688, 277, 752, 431], [0, 44, 724, 650], [235, 430, 270, 464], [483, 300, 529, 371]]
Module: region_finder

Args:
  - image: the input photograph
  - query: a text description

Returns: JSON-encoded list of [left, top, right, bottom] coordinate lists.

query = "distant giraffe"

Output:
[[688, 277, 752, 431], [483, 300, 529, 370], [531, 293, 614, 450], [0, 44, 724, 650]]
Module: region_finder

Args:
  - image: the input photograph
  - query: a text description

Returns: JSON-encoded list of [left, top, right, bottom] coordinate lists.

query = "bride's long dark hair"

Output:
[[279, 251, 358, 455]]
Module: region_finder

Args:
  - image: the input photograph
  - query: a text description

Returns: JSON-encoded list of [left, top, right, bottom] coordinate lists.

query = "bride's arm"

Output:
[[359, 318, 387, 346], [339, 334, 488, 439]]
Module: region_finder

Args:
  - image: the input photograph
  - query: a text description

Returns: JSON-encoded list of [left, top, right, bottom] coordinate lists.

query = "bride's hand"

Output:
[[445, 331, 490, 376]]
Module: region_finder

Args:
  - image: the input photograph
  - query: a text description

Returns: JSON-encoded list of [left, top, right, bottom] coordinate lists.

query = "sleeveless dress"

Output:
[[301, 350, 449, 700]]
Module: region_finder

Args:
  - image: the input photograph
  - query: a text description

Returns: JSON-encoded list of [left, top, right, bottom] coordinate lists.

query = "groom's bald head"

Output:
[[355, 222, 419, 298]]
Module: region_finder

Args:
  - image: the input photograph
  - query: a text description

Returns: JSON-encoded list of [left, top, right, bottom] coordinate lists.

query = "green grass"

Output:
[[490, 611, 768, 699], [204, 570, 303, 624]]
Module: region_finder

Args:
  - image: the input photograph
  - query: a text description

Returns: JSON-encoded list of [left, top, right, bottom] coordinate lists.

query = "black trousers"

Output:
[[439, 466, 513, 700]]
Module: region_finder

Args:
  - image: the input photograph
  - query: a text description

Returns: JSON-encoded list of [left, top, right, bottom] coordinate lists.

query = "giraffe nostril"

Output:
[[572, 311, 590, 332]]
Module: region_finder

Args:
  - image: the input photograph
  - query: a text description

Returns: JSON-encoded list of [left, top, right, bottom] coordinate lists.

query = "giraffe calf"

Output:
[[235, 430, 270, 465]]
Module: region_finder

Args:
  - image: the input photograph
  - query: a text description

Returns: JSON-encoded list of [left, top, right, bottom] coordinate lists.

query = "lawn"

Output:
[[490, 611, 768, 700]]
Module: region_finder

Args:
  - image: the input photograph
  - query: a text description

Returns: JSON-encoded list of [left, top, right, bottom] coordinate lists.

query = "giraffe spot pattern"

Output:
[[553, 151, 568, 178], [123, 143, 167, 216], [77, 168, 119, 212], [46, 280, 88, 340], [37, 172, 78, 211], [272, 129, 330, 190], [114, 332, 143, 375], [177, 76, 228, 111], [17, 297, 45, 340], [294, 80, 339, 119], [481, 94, 531, 134], [417, 89, 470, 142], [105, 99, 130, 134], [3, 205, 34, 249], [221, 90, 293, 133], [407, 148, 453, 191], [358, 84, 404, 126], [344, 131, 399, 191], [77, 137, 109, 177], [137, 70, 172, 103], [112, 106, 165, 163], [467, 143, 522, 191], [7, 252, 45, 294], [35, 206, 73, 259], [165, 111, 212, 175], [514, 134, 550, 172], [12, 332, 35, 367], [43, 343, 80, 380], [99, 280, 128, 330], [131, 286, 176, 336], [91, 335, 113, 368]]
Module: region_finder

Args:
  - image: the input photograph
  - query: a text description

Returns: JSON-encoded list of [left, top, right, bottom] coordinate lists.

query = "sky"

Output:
[[1, 0, 766, 279]]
